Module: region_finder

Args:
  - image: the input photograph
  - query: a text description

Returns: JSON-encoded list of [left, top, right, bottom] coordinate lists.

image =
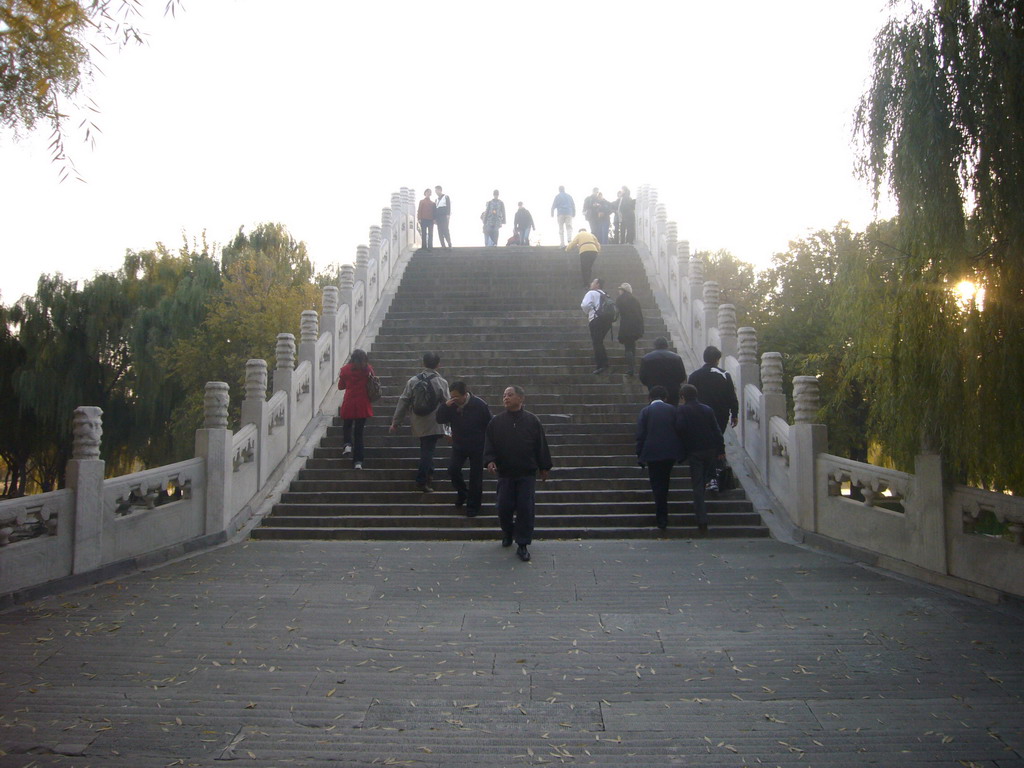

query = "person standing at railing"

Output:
[[618, 186, 636, 245], [434, 185, 452, 249], [417, 188, 436, 251], [337, 349, 375, 470]]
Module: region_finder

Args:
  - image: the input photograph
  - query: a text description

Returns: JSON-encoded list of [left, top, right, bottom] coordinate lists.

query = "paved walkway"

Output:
[[1, 538, 1022, 767]]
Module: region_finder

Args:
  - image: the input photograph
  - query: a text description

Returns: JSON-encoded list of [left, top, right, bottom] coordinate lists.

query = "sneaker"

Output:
[[705, 478, 719, 493], [353, 462, 363, 470], [342, 443, 352, 456]]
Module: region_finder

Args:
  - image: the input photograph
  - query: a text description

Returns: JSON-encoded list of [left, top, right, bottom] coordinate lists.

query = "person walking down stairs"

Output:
[[435, 381, 493, 518], [390, 352, 451, 492], [336, 348, 375, 470]]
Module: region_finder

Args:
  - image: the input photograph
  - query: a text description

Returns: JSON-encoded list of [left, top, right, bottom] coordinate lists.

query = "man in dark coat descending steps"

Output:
[[483, 386, 553, 562]]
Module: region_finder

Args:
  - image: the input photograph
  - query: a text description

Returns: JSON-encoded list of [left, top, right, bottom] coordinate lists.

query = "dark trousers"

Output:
[[435, 214, 451, 248], [622, 339, 636, 374], [580, 251, 597, 287], [589, 317, 611, 370], [419, 220, 434, 249], [449, 445, 484, 513], [621, 213, 635, 244], [596, 218, 610, 245], [417, 434, 441, 485], [688, 448, 717, 526], [496, 474, 536, 545], [646, 459, 675, 527], [342, 418, 366, 464]]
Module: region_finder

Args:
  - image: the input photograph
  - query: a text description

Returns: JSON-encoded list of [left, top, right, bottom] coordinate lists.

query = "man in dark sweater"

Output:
[[675, 384, 724, 535], [686, 345, 739, 492], [483, 385, 553, 562], [639, 337, 687, 405], [435, 381, 493, 517]]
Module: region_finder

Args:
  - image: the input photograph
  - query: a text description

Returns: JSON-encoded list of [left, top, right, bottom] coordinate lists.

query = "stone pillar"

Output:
[[703, 281, 720, 347], [718, 304, 738, 359], [790, 375, 828, 532], [273, 333, 296, 396], [196, 382, 232, 535], [321, 286, 339, 378], [737, 327, 759, 448], [338, 265, 355, 364], [760, 352, 788, 482], [368, 225, 383, 298], [390, 193, 404, 251], [67, 406, 105, 574], [913, 452, 949, 573], [676, 241, 691, 322], [688, 258, 705, 353], [241, 359, 268, 488], [655, 204, 668, 283], [401, 188, 415, 247], [299, 309, 319, 373]]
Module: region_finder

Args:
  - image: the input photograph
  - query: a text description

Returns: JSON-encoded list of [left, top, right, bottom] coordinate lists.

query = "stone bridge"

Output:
[[0, 187, 1022, 766]]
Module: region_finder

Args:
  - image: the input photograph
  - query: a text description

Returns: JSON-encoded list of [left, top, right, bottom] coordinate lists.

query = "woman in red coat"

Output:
[[337, 348, 374, 469]]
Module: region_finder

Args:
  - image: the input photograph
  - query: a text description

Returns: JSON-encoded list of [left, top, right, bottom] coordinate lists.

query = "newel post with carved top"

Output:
[[195, 382, 233, 535], [240, 359, 268, 488], [66, 406, 105, 574], [789, 375, 828, 532], [736, 328, 759, 449]]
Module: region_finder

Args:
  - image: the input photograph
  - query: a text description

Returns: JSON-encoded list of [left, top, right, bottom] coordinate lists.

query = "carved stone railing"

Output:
[[633, 185, 1023, 599], [1, 188, 419, 603]]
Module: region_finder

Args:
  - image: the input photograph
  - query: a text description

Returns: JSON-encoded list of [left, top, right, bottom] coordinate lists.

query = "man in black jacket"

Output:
[[639, 337, 687, 405], [686, 345, 739, 491], [615, 282, 644, 376], [483, 385, 553, 562], [435, 381, 492, 517], [675, 384, 724, 535]]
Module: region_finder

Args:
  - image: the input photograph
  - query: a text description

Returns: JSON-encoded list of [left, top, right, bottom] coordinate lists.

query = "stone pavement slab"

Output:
[[1, 538, 1022, 767]]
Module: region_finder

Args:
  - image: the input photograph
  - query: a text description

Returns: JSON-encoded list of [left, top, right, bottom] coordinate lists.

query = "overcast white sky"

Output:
[[0, 0, 894, 303]]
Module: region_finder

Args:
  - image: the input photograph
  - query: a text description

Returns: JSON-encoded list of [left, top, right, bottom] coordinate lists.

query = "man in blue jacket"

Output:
[[636, 386, 683, 530], [550, 185, 576, 246], [675, 384, 725, 535], [435, 381, 492, 517]]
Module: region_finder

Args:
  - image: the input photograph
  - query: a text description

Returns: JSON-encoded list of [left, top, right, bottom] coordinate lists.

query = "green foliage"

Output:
[[0, 222, 319, 494], [159, 224, 320, 452], [694, 249, 761, 326], [852, 0, 1024, 491], [0, 0, 181, 179]]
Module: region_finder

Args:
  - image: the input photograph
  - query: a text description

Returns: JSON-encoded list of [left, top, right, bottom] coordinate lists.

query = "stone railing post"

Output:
[[790, 375, 828, 531], [718, 304, 738, 359], [760, 352, 788, 482], [688, 258, 705, 353], [655, 204, 668, 283], [66, 406, 105, 574], [321, 286, 339, 373], [354, 245, 369, 330], [195, 382, 232, 535], [737, 327, 759, 447], [368, 225, 383, 301], [913, 451, 948, 573], [703, 280, 720, 346], [401, 187, 415, 247], [390, 193, 404, 252], [273, 333, 296, 397], [299, 310, 319, 405], [676, 241, 691, 323], [240, 359, 268, 487]]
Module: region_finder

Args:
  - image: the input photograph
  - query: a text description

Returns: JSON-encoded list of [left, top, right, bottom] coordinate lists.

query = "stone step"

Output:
[[254, 244, 766, 542]]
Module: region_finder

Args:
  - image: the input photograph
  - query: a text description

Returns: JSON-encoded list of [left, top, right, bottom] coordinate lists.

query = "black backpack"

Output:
[[596, 292, 618, 322], [411, 372, 440, 415]]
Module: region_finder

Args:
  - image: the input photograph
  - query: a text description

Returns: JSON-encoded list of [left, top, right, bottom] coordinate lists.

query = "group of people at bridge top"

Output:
[[552, 186, 635, 247], [415, 186, 636, 250]]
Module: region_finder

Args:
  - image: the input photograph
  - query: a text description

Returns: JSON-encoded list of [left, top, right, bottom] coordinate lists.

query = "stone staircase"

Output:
[[251, 245, 768, 541]]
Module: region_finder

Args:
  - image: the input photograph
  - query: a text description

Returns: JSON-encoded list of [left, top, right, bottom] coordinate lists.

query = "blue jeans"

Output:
[[484, 226, 499, 247], [417, 434, 441, 485], [419, 220, 434, 249], [496, 475, 536, 545], [518, 226, 531, 245]]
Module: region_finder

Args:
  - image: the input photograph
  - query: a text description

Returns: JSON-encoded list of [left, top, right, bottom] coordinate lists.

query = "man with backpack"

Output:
[[390, 352, 451, 492], [581, 277, 616, 374]]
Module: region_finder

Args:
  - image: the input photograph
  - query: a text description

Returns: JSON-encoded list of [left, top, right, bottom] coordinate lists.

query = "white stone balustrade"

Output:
[[2, 188, 421, 603]]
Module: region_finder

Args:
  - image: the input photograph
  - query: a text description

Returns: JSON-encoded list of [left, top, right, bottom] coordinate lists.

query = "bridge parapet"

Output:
[[1, 188, 419, 604], [634, 189, 1024, 600]]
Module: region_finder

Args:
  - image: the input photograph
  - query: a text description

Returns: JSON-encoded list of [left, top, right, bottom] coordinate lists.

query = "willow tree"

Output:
[[845, 0, 1024, 491]]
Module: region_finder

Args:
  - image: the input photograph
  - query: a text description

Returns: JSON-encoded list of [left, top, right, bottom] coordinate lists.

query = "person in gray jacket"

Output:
[[390, 352, 451, 492]]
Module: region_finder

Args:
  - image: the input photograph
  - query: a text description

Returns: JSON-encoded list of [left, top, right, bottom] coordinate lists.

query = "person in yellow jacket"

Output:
[[566, 228, 601, 287]]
